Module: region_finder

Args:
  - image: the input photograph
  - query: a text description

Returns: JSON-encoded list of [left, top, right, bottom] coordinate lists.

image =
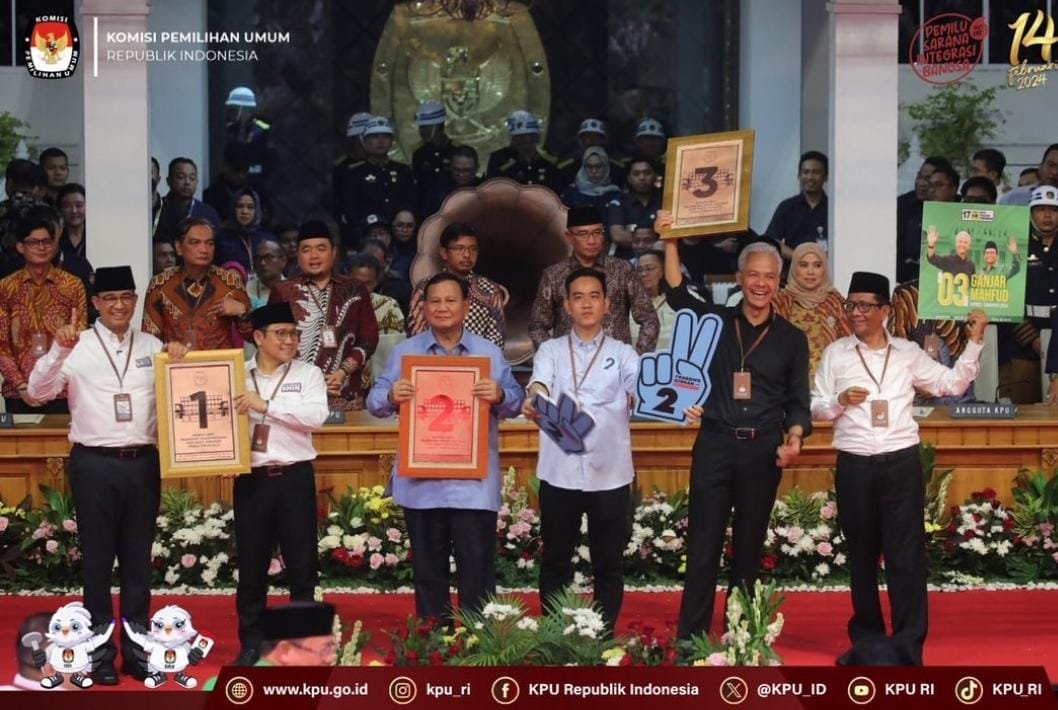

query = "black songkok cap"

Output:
[[93, 266, 136, 295], [250, 302, 296, 331], [847, 271, 891, 301], [984, 240, 998, 252], [566, 206, 603, 229], [261, 602, 335, 641], [298, 219, 333, 243]]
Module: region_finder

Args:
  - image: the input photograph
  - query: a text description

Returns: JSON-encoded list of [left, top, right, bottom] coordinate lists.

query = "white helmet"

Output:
[[506, 110, 540, 136], [1029, 185, 1058, 208], [635, 118, 665, 139], [346, 112, 373, 138], [578, 118, 607, 137], [362, 115, 395, 137], [415, 100, 447, 127], [225, 86, 256, 108]]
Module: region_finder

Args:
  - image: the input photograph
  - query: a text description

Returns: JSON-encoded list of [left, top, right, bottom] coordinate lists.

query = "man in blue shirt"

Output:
[[367, 272, 524, 621]]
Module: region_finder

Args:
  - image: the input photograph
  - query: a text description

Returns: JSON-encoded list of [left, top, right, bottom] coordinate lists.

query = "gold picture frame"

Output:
[[661, 129, 755, 239], [154, 349, 251, 478]]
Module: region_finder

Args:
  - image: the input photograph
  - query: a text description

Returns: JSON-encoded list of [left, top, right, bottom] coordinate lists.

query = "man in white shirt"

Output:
[[27, 265, 188, 684], [230, 301, 329, 665], [811, 271, 986, 666], [524, 268, 639, 629]]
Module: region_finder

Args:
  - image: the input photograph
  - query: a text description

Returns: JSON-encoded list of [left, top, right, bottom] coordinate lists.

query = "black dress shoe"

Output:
[[231, 647, 260, 666], [92, 660, 119, 685], [122, 658, 149, 681]]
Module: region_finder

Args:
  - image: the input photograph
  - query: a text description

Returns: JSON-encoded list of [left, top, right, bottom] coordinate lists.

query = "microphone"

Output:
[[994, 379, 1034, 404]]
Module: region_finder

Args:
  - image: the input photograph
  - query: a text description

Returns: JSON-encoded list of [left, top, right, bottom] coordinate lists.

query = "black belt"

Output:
[[838, 444, 918, 464], [76, 444, 156, 460], [701, 421, 777, 441], [250, 462, 300, 477]]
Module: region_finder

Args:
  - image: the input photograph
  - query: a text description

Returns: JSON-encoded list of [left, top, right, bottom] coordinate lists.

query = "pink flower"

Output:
[[519, 508, 535, 523], [0, 516, 9, 532], [66, 546, 81, 561], [386, 528, 402, 543], [816, 542, 833, 557], [367, 536, 382, 551], [1039, 522, 1054, 537], [352, 545, 366, 556], [706, 652, 728, 666], [369, 552, 384, 570], [62, 519, 77, 533], [820, 503, 836, 520], [496, 519, 507, 532], [384, 553, 399, 566], [45, 540, 59, 553], [1052, 552, 1058, 563], [786, 526, 803, 543], [267, 558, 283, 576], [31, 528, 47, 540], [180, 553, 196, 568]]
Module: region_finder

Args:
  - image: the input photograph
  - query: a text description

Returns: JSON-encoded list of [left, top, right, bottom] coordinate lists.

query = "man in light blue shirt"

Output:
[[367, 272, 523, 621], [524, 267, 639, 629]]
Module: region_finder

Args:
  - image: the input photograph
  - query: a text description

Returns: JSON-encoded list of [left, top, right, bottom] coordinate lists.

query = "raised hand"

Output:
[[926, 224, 938, 249], [54, 306, 80, 349], [1008, 236, 1018, 255], [653, 209, 674, 235], [965, 308, 988, 343], [635, 310, 722, 423], [533, 391, 595, 454]]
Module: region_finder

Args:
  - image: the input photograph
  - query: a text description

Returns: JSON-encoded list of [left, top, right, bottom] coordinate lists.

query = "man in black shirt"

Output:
[[925, 226, 976, 277], [657, 213, 811, 639], [608, 157, 662, 259], [765, 151, 828, 261], [899, 160, 959, 283]]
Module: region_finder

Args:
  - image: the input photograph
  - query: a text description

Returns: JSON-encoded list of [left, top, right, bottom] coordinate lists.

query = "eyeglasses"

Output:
[[286, 640, 337, 659], [267, 328, 300, 341], [445, 245, 478, 255], [570, 228, 604, 240], [842, 301, 885, 313], [98, 294, 137, 305], [23, 238, 55, 250], [254, 253, 281, 262]]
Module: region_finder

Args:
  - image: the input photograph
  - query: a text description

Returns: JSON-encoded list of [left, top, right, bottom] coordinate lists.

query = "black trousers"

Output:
[[835, 445, 927, 665], [678, 428, 782, 639], [234, 461, 319, 649], [403, 507, 496, 621], [539, 480, 629, 629], [4, 397, 69, 414], [67, 444, 160, 663]]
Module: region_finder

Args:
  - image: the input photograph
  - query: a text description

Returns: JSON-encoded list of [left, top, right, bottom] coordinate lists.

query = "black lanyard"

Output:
[[92, 327, 134, 392], [251, 362, 292, 420]]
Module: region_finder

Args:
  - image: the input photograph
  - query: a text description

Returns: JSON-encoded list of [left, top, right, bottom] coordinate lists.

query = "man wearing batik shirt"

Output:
[[406, 222, 505, 348], [530, 206, 658, 354], [268, 220, 379, 410], [0, 210, 87, 413], [142, 218, 252, 350]]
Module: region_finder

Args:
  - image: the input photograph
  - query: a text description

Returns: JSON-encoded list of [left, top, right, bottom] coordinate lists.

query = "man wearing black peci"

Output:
[[27, 266, 189, 683], [812, 271, 986, 665], [656, 211, 811, 639]]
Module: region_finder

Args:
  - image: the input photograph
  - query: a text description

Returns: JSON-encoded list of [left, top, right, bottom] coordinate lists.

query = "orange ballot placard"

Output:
[[661, 129, 754, 239], [398, 355, 490, 479]]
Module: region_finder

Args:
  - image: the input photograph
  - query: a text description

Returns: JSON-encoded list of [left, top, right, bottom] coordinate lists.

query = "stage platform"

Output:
[[1, 407, 1056, 508]]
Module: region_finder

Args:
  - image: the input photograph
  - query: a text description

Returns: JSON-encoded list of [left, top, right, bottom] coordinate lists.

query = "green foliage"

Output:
[[0, 113, 34, 168], [160, 486, 200, 520], [904, 83, 1005, 177], [1009, 469, 1058, 538], [454, 595, 540, 666], [681, 579, 785, 666], [922, 442, 954, 528]]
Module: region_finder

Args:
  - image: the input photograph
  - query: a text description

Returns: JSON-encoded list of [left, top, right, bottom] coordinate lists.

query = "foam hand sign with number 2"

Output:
[[635, 310, 722, 423], [532, 391, 596, 455]]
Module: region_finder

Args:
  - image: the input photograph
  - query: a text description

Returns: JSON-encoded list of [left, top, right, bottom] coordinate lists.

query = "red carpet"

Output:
[[0, 589, 1055, 687]]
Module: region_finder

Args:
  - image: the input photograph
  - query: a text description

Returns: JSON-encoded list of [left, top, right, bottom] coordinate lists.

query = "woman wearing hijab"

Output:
[[214, 187, 274, 280], [560, 146, 622, 212], [772, 242, 849, 377]]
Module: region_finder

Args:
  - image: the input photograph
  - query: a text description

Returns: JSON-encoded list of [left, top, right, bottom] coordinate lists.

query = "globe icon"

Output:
[[225, 677, 254, 704]]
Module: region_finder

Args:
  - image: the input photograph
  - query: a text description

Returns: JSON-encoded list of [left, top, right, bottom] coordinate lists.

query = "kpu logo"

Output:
[[24, 15, 80, 79]]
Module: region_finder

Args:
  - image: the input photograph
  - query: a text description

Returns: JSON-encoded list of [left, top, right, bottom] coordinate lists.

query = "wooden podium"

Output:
[[1, 407, 1055, 509]]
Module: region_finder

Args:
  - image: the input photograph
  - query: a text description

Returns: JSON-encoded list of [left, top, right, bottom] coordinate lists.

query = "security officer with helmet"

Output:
[[485, 110, 562, 191], [338, 116, 416, 248], [412, 100, 455, 198], [224, 86, 272, 180], [333, 111, 373, 229]]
